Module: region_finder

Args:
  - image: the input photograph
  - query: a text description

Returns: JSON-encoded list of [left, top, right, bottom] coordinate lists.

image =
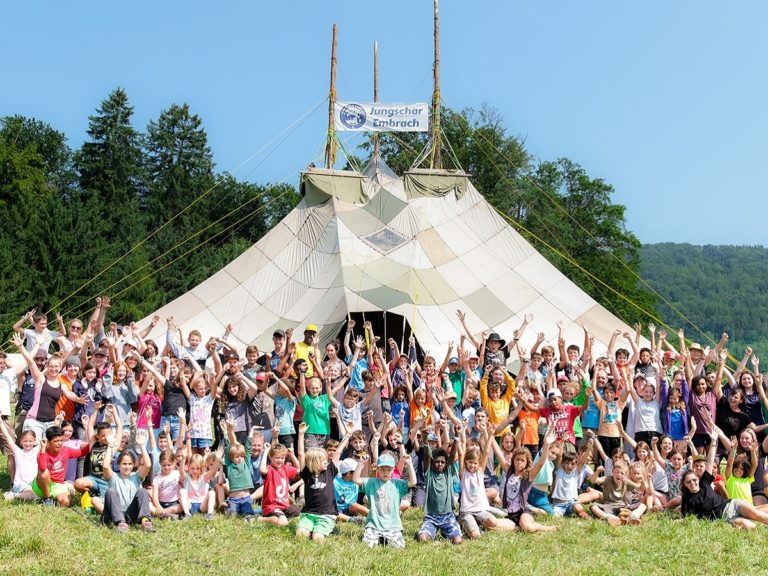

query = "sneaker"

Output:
[[3, 491, 14, 501], [349, 515, 365, 525], [179, 514, 192, 521], [115, 521, 129, 534], [164, 513, 179, 521], [140, 519, 155, 533], [204, 513, 214, 521], [41, 498, 55, 507]]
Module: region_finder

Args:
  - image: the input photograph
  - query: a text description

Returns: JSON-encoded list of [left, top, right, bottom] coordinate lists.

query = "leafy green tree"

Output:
[[0, 115, 75, 192]]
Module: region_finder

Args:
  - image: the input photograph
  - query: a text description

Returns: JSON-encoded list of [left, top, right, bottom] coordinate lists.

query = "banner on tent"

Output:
[[334, 102, 429, 132]]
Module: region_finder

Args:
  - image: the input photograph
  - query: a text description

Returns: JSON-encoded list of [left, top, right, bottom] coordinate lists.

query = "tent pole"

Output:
[[383, 309, 387, 360], [373, 41, 380, 161], [431, 0, 442, 169], [324, 24, 338, 169]]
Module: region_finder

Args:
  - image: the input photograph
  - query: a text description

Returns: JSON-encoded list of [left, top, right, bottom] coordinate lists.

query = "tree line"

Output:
[[640, 243, 768, 361]]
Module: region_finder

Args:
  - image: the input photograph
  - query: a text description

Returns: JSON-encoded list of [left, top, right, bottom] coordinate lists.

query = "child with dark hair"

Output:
[[33, 424, 90, 507], [101, 428, 154, 533], [74, 407, 123, 514], [417, 431, 463, 545], [495, 428, 559, 533]]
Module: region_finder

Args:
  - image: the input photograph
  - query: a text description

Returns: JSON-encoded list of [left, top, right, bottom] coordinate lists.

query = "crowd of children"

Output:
[[3, 297, 768, 547]]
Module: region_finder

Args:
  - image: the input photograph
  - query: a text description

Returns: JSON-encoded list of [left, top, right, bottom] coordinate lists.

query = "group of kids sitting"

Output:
[[4, 297, 768, 546]]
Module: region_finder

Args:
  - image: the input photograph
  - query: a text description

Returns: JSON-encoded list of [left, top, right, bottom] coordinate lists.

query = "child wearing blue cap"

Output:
[[353, 450, 416, 548]]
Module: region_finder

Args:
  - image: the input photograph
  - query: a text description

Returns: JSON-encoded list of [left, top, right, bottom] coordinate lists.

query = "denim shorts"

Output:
[[418, 512, 462, 540], [190, 438, 212, 449], [527, 486, 554, 515]]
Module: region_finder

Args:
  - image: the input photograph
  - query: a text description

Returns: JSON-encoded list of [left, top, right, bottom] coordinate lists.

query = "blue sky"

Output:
[[3, 1, 766, 246]]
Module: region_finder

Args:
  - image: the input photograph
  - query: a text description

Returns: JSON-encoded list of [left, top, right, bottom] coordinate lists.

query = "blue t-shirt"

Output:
[[274, 395, 297, 436], [334, 476, 359, 512], [346, 355, 368, 391]]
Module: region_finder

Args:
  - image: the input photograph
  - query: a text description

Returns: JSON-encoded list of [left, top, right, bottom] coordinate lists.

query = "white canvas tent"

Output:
[[141, 160, 634, 359]]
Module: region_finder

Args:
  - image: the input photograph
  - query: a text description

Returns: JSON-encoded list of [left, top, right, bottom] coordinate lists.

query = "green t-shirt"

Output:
[[448, 371, 464, 401], [224, 436, 253, 492], [301, 393, 331, 435], [424, 466, 455, 515], [362, 477, 410, 531]]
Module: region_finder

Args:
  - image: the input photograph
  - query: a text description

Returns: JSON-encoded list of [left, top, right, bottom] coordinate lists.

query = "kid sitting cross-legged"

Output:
[[495, 427, 559, 533], [101, 428, 155, 533]]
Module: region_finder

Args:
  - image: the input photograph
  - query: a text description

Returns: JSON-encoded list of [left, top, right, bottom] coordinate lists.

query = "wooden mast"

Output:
[[324, 24, 338, 169], [373, 41, 380, 161], [431, 0, 442, 169]]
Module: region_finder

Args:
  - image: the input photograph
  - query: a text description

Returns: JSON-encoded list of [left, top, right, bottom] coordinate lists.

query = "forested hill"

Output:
[[640, 243, 768, 356]]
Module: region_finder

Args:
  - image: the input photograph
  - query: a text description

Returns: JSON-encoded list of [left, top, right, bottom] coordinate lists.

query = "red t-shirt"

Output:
[[37, 444, 90, 483], [261, 463, 298, 516], [539, 405, 580, 445]]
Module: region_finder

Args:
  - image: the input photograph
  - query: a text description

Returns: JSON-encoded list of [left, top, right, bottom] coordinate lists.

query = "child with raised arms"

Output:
[[353, 448, 417, 548], [417, 420, 463, 545], [458, 421, 517, 538], [1, 426, 38, 502], [258, 438, 301, 526], [101, 428, 155, 533], [222, 417, 257, 520], [73, 406, 123, 513], [495, 427, 559, 533], [150, 446, 186, 519], [295, 422, 340, 540]]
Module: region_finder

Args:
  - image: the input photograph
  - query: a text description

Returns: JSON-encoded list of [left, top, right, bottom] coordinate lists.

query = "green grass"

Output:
[[0, 460, 766, 576]]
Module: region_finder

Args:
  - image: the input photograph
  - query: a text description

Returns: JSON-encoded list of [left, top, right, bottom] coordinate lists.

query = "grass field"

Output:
[[1, 462, 766, 576]]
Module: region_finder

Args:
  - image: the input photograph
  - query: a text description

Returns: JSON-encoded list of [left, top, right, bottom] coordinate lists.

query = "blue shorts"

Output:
[[527, 487, 554, 515], [418, 512, 462, 540], [227, 495, 256, 516], [88, 475, 109, 497], [190, 438, 212, 449], [190, 502, 202, 514], [553, 500, 577, 517]]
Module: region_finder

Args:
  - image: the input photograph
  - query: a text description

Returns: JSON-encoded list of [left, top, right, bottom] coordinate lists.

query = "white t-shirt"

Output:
[[23, 328, 59, 353], [460, 468, 490, 513], [12, 445, 40, 492], [552, 464, 592, 501], [634, 397, 662, 433]]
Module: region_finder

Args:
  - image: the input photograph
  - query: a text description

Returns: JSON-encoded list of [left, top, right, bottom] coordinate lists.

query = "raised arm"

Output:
[[12, 333, 43, 382], [297, 422, 308, 470], [455, 309, 481, 351], [529, 427, 556, 479]]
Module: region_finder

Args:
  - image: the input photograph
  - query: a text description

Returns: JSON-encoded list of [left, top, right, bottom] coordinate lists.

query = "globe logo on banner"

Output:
[[339, 104, 366, 129]]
